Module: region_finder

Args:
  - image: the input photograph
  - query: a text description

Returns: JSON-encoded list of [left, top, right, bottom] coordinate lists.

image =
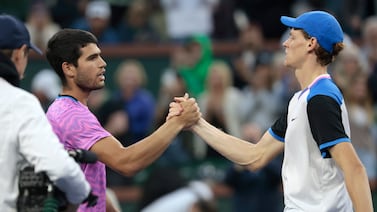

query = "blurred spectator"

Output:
[[31, 69, 61, 111], [331, 30, 377, 193], [155, 46, 189, 126], [360, 15, 377, 72], [211, 0, 239, 41], [25, 1, 61, 52], [160, 0, 219, 42], [71, 0, 120, 44], [154, 46, 193, 166], [98, 59, 155, 145], [270, 51, 300, 111], [361, 15, 377, 108], [49, 0, 87, 28], [0, 0, 30, 21], [238, 52, 283, 131], [138, 167, 187, 210], [223, 123, 283, 212], [234, 0, 294, 39], [142, 181, 217, 212], [365, 17, 377, 107], [115, 59, 156, 142], [97, 60, 155, 188], [343, 71, 377, 192], [368, 64, 377, 109], [88, 88, 110, 116], [148, 0, 170, 42], [139, 167, 217, 212], [365, 0, 377, 17], [231, 23, 266, 89], [324, 0, 367, 39], [117, 0, 160, 43], [178, 34, 213, 98], [107, 0, 133, 27], [332, 42, 368, 92], [193, 60, 243, 160]]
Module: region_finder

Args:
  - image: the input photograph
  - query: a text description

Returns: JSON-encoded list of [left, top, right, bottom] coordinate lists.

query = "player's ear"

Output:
[[307, 37, 317, 51], [12, 44, 28, 61], [62, 62, 75, 78]]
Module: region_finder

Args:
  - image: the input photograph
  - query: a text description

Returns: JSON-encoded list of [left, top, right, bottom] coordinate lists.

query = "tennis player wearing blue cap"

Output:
[[169, 10, 374, 211]]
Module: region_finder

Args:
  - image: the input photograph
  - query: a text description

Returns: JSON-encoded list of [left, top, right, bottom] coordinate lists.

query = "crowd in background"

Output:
[[4, 0, 377, 49], [3, 0, 377, 211]]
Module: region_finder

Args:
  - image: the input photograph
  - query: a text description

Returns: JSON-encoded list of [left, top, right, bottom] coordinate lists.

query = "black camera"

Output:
[[17, 149, 98, 212]]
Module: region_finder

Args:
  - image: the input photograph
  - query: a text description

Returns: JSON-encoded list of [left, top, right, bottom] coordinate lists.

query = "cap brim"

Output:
[[280, 16, 300, 28], [30, 43, 43, 55]]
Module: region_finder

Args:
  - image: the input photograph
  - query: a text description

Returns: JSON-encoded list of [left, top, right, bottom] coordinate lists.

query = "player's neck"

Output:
[[295, 64, 327, 89], [61, 87, 89, 105]]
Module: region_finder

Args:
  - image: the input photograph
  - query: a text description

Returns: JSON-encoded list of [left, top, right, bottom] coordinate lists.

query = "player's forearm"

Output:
[[121, 117, 184, 174], [345, 165, 373, 212], [192, 118, 261, 166]]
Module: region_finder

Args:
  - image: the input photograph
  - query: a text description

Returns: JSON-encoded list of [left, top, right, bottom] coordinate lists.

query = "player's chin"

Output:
[[283, 60, 294, 69], [94, 81, 106, 89]]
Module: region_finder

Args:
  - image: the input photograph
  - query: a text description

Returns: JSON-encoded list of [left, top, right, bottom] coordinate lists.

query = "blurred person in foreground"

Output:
[[170, 11, 374, 211], [0, 14, 91, 211], [139, 167, 217, 212], [45, 28, 200, 211]]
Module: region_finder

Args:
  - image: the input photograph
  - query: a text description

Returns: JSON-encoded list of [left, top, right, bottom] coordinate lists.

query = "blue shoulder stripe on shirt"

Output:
[[320, 138, 351, 157], [319, 137, 351, 150], [268, 128, 284, 142], [307, 78, 343, 105]]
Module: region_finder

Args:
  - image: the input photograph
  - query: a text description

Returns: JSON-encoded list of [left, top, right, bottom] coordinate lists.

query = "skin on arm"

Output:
[[90, 97, 200, 176], [171, 95, 284, 170], [191, 118, 284, 171], [329, 142, 374, 212]]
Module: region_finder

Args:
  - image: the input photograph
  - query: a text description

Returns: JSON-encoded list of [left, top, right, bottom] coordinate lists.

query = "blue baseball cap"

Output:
[[280, 11, 343, 53], [0, 14, 42, 55]]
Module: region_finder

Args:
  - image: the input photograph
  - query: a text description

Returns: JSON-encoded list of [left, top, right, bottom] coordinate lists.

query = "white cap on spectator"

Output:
[[86, 0, 111, 19], [31, 69, 61, 100], [141, 181, 214, 212]]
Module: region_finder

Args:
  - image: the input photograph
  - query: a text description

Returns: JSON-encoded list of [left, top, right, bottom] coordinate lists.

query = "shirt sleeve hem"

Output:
[[268, 128, 285, 142]]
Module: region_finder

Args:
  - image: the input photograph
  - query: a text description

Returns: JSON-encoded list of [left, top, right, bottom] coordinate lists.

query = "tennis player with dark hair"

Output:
[[0, 15, 91, 211], [170, 11, 373, 211], [45, 28, 200, 211]]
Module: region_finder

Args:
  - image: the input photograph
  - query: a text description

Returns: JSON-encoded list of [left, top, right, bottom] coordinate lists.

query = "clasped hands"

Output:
[[166, 93, 201, 129]]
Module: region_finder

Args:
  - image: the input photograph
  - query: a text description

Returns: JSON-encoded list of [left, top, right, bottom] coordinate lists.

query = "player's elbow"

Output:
[[244, 159, 266, 171], [110, 158, 141, 177], [118, 163, 141, 177], [117, 168, 137, 177], [238, 154, 266, 171]]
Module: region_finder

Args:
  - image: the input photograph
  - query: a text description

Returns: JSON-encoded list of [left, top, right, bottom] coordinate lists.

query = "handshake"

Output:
[[166, 93, 202, 130]]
